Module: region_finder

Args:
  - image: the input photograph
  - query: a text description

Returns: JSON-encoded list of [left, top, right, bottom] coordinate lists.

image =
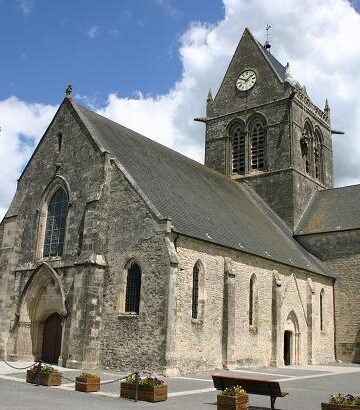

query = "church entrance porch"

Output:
[[42, 313, 62, 364], [11, 264, 67, 364]]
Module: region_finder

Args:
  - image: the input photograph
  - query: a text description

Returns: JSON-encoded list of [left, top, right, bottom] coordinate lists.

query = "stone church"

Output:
[[0, 28, 359, 375]]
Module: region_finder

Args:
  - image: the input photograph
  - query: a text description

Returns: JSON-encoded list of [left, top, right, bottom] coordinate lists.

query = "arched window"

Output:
[[314, 129, 322, 181], [249, 274, 257, 326], [43, 187, 68, 257], [250, 118, 266, 170], [320, 288, 325, 331], [191, 260, 205, 321], [231, 122, 246, 174], [125, 262, 142, 314]]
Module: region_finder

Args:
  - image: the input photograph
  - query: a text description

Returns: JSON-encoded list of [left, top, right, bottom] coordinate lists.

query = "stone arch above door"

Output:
[[15, 263, 67, 361]]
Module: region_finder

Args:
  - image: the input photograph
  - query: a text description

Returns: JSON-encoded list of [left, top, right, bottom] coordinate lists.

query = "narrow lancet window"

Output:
[[250, 119, 266, 170], [249, 275, 256, 326], [320, 289, 325, 331], [192, 263, 200, 319], [43, 187, 68, 257], [125, 262, 142, 314]]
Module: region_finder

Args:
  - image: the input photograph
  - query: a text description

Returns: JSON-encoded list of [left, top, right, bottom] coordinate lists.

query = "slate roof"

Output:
[[256, 40, 286, 81], [295, 185, 360, 235], [72, 100, 332, 277]]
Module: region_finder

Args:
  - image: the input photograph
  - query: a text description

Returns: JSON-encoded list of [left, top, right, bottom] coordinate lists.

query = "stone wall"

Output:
[[99, 163, 170, 373], [174, 235, 335, 374], [296, 230, 360, 363]]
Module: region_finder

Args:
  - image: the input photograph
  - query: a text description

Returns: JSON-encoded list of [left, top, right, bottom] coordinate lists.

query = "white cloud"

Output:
[[1, 0, 360, 221], [0, 97, 57, 219], [154, 0, 182, 18], [16, 0, 34, 15], [86, 25, 98, 39]]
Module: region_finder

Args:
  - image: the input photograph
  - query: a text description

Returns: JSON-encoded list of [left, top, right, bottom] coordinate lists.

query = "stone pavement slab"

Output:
[[0, 361, 359, 409]]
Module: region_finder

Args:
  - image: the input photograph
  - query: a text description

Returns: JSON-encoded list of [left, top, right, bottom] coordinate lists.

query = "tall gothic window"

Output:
[[320, 288, 325, 331], [125, 262, 142, 314], [231, 123, 246, 173], [250, 118, 266, 170], [43, 187, 68, 257], [191, 260, 205, 321], [314, 129, 322, 181]]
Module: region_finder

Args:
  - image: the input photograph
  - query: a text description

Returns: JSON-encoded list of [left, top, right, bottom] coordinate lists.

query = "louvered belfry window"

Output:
[[43, 187, 68, 257], [125, 262, 141, 314], [251, 119, 265, 170], [314, 130, 321, 180], [192, 264, 200, 319], [231, 123, 246, 173]]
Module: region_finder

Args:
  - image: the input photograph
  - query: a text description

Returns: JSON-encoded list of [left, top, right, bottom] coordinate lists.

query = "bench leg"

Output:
[[270, 396, 276, 410]]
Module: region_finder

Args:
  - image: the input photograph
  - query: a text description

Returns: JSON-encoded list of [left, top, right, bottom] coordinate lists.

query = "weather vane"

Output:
[[65, 84, 73, 98], [265, 24, 272, 51]]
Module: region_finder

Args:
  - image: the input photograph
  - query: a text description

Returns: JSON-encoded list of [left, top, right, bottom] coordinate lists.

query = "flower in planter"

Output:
[[217, 386, 248, 410], [78, 372, 99, 378], [221, 385, 247, 396], [75, 371, 101, 392], [329, 394, 360, 406], [26, 363, 62, 386], [28, 363, 59, 374], [125, 374, 165, 386], [121, 373, 167, 402]]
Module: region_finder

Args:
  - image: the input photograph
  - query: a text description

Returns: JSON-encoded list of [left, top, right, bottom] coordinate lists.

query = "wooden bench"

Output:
[[212, 374, 289, 410]]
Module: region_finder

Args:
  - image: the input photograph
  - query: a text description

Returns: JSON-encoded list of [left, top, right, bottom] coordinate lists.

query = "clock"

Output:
[[236, 70, 257, 91]]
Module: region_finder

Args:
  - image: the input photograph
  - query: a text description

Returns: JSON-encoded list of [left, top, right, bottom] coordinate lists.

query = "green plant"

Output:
[[221, 385, 246, 397], [29, 364, 59, 374], [328, 394, 360, 405], [125, 373, 164, 386], [78, 372, 98, 378], [139, 376, 164, 386]]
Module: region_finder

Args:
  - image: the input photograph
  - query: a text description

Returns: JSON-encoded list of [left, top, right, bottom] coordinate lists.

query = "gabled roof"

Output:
[[296, 185, 360, 235], [255, 40, 287, 82], [70, 100, 332, 277]]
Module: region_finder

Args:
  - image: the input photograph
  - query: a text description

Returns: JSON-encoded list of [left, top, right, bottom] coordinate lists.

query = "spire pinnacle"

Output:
[[207, 89, 213, 102], [324, 98, 330, 115]]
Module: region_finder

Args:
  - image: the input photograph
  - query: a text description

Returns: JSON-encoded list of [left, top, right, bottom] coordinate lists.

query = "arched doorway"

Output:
[[284, 311, 300, 365], [42, 313, 62, 364], [14, 263, 67, 362]]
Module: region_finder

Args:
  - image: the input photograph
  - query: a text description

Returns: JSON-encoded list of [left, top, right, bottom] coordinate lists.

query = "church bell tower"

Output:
[[199, 28, 334, 231]]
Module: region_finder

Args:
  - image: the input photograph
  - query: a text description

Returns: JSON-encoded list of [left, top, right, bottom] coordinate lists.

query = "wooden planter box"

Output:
[[120, 382, 168, 402], [75, 376, 100, 393], [26, 370, 62, 386], [217, 394, 249, 410], [321, 403, 360, 410]]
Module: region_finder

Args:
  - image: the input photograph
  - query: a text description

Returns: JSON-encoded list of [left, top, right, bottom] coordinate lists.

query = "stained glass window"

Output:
[[43, 188, 68, 257]]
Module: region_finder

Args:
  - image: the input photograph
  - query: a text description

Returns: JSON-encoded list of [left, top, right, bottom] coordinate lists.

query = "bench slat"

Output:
[[212, 375, 288, 398]]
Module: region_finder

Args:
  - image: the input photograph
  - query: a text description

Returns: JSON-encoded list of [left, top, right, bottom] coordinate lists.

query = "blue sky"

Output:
[[1, 0, 360, 219], [1, 0, 223, 105]]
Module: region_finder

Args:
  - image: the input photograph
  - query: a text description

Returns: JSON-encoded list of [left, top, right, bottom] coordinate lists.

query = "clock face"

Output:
[[236, 70, 257, 91]]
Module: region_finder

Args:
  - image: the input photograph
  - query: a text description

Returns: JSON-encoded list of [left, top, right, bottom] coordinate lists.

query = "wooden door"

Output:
[[284, 330, 292, 365], [42, 313, 62, 364]]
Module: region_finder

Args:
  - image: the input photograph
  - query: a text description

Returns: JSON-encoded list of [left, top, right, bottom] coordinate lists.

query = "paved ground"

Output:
[[0, 360, 359, 409]]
